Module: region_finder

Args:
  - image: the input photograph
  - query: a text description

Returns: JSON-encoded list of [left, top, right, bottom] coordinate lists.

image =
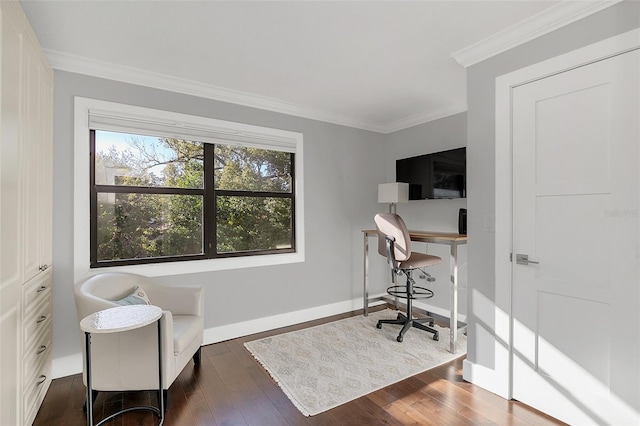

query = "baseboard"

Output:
[[52, 296, 387, 379], [203, 297, 387, 345], [53, 296, 464, 379], [462, 359, 509, 399], [52, 352, 83, 379]]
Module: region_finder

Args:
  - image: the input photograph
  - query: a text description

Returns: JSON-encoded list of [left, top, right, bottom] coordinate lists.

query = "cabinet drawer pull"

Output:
[[36, 345, 47, 354], [36, 315, 47, 324], [36, 285, 48, 293], [38, 264, 49, 271], [36, 375, 46, 386]]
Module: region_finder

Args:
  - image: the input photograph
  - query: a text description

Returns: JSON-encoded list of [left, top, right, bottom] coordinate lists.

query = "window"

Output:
[[75, 98, 304, 276], [91, 130, 295, 267]]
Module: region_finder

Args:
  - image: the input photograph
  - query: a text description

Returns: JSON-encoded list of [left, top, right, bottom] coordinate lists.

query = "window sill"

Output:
[[85, 251, 305, 278]]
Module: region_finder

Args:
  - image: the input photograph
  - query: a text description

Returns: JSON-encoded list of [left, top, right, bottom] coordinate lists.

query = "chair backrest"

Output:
[[73, 272, 158, 321], [374, 213, 412, 262]]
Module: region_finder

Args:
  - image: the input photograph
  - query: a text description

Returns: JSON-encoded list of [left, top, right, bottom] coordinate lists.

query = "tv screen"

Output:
[[396, 147, 466, 200]]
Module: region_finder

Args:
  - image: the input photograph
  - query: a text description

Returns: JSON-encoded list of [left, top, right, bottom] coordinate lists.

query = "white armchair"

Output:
[[74, 272, 204, 409]]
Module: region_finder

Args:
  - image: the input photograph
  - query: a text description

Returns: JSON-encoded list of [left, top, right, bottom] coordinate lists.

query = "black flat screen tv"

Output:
[[396, 147, 466, 200]]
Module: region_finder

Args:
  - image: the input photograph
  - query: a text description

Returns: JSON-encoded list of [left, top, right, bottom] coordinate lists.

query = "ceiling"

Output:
[[20, 1, 609, 133]]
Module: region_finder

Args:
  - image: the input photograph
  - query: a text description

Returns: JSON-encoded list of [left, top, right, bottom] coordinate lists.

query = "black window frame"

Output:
[[89, 129, 296, 268]]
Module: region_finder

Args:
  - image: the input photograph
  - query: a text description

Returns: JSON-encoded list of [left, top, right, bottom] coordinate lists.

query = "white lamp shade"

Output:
[[378, 182, 409, 204]]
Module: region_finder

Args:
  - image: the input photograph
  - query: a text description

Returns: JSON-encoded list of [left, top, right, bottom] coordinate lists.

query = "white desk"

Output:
[[80, 305, 164, 426], [363, 229, 467, 353]]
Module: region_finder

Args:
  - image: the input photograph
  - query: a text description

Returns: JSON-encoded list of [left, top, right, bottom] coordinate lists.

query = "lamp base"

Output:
[[389, 203, 397, 214]]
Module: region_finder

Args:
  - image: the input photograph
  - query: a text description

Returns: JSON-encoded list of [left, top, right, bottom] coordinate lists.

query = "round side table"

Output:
[[80, 305, 164, 426]]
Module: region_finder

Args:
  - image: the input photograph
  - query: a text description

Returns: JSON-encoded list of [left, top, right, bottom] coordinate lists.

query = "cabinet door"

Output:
[[38, 74, 53, 268], [1, 0, 22, 289], [0, 7, 23, 425], [21, 37, 44, 282]]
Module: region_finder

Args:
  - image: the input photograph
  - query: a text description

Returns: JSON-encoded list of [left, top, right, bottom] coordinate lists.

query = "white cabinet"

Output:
[[21, 23, 53, 283], [0, 3, 26, 426], [0, 1, 53, 425]]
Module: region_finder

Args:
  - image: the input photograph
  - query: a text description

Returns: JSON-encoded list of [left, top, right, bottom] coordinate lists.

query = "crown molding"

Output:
[[45, 49, 389, 134], [451, 0, 623, 68], [382, 102, 467, 134], [45, 49, 466, 134], [42, 1, 621, 134]]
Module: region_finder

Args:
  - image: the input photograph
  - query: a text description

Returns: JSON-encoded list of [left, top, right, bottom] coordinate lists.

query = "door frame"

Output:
[[495, 27, 640, 400]]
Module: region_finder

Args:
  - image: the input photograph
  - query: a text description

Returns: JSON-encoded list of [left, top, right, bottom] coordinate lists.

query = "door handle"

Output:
[[516, 254, 540, 265]]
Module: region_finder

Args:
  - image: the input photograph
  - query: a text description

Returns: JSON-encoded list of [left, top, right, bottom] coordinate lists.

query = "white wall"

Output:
[[464, 0, 640, 397], [51, 71, 386, 376]]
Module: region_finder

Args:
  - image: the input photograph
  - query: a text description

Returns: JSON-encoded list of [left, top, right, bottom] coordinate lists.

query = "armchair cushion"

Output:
[[172, 315, 202, 354]]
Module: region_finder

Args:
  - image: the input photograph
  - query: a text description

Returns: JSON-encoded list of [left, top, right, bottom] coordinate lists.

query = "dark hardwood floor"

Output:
[[34, 307, 564, 425]]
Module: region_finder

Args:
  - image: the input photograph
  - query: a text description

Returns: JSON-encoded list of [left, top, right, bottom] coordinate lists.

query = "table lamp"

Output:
[[378, 182, 409, 214]]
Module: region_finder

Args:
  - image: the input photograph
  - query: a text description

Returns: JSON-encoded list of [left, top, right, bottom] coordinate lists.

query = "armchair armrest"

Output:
[[74, 291, 120, 321], [159, 309, 175, 386]]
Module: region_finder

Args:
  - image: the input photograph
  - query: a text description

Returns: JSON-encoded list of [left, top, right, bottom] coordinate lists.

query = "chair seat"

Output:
[[399, 252, 442, 269], [173, 315, 201, 354]]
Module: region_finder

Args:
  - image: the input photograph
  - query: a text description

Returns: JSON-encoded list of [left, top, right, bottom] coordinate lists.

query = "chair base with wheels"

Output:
[[376, 270, 439, 342]]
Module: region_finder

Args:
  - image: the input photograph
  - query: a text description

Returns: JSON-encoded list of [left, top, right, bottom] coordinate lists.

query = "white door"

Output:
[[512, 49, 640, 425]]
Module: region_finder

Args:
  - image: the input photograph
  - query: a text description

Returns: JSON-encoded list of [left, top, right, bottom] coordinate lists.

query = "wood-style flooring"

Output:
[[33, 307, 564, 425]]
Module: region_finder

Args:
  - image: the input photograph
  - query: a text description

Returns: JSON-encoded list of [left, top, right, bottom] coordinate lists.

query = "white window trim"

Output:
[[74, 97, 305, 282]]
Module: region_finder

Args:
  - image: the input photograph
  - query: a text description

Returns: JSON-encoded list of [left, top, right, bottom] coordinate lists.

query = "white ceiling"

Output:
[[20, 1, 613, 133]]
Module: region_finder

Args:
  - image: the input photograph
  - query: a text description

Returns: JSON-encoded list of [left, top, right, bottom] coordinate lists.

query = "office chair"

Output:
[[374, 213, 442, 342]]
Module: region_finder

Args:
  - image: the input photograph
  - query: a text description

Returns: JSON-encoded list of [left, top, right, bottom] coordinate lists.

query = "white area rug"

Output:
[[244, 309, 467, 416]]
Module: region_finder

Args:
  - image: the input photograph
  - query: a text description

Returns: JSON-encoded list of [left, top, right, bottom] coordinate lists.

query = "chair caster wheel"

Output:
[[433, 333, 439, 341], [397, 335, 403, 343], [376, 322, 382, 329]]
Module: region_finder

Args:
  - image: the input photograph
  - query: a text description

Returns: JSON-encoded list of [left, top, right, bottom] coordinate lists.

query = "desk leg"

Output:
[[449, 243, 458, 354], [363, 233, 369, 316], [85, 332, 93, 426]]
